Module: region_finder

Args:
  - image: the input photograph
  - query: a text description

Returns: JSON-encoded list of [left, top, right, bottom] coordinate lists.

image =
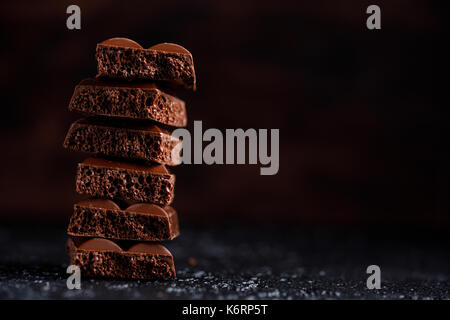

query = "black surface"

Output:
[[0, 224, 449, 300]]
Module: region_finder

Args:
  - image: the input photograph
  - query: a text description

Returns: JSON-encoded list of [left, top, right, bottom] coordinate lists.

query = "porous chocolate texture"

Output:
[[66, 238, 176, 280], [96, 38, 196, 90], [69, 79, 187, 127], [76, 157, 175, 206], [63, 117, 182, 166], [68, 199, 179, 241]]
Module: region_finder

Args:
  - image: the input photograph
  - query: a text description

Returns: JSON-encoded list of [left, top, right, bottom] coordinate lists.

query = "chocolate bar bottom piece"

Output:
[[69, 79, 187, 127], [96, 38, 196, 90], [76, 157, 175, 206], [63, 117, 182, 166], [66, 238, 176, 280], [68, 199, 179, 241]]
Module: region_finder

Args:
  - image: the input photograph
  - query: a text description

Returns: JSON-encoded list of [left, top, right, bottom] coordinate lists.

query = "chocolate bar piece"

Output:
[[76, 157, 175, 205], [63, 117, 182, 165], [68, 199, 179, 241], [66, 237, 176, 279], [96, 38, 196, 90], [69, 79, 187, 127]]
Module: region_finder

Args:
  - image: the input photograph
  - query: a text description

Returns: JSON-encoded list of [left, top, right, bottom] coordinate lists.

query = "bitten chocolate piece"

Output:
[[96, 38, 196, 90], [66, 237, 176, 280], [63, 117, 182, 165], [68, 199, 179, 241], [69, 79, 187, 127], [76, 157, 175, 205]]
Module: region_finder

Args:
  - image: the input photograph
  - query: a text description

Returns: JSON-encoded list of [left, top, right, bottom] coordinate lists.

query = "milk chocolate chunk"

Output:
[[63, 117, 182, 165], [66, 238, 176, 280], [96, 38, 196, 90], [69, 79, 187, 127], [76, 157, 175, 206], [68, 199, 180, 241]]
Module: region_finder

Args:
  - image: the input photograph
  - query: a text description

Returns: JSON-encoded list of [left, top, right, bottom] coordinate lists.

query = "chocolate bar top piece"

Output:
[[67, 237, 175, 279], [68, 199, 179, 241], [69, 78, 187, 127], [78, 238, 122, 251], [126, 203, 167, 216], [76, 238, 172, 255], [81, 157, 169, 175], [99, 38, 142, 48], [76, 116, 171, 133], [76, 198, 120, 210], [128, 243, 172, 255], [96, 37, 196, 90], [76, 157, 175, 205], [80, 78, 160, 89], [63, 117, 182, 165]]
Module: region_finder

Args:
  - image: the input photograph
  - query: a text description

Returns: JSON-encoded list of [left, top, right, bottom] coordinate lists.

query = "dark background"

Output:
[[0, 0, 448, 227]]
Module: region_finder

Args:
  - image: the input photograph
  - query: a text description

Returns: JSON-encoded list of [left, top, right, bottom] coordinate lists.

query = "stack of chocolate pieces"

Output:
[[63, 38, 196, 280]]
